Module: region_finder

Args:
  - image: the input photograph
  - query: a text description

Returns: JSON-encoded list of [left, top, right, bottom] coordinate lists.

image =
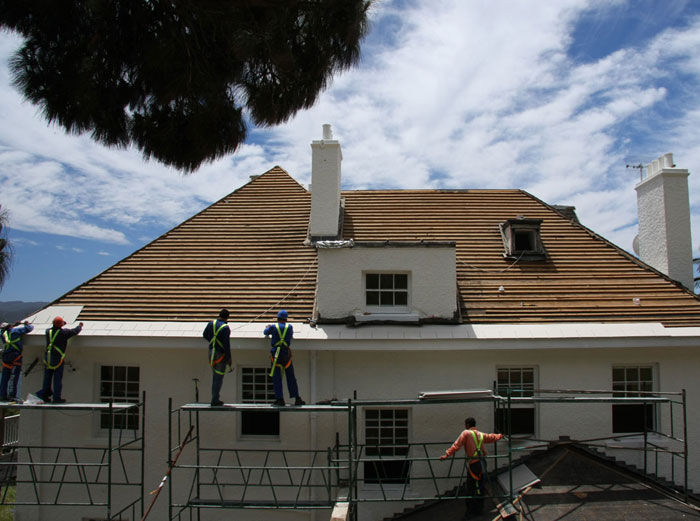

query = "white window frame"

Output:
[[239, 366, 280, 439], [363, 272, 410, 314], [496, 366, 537, 436], [97, 364, 140, 432], [362, 408, 411, 488], [612, 364, 656, 433]]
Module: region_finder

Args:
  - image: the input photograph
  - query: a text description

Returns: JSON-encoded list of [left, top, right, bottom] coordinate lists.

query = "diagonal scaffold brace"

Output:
[[141, 424, 195, 521]]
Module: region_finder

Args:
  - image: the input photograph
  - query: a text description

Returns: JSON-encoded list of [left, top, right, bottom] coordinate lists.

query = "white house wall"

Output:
[[13, 333, 700, 521], [317, 247, 457, 320]]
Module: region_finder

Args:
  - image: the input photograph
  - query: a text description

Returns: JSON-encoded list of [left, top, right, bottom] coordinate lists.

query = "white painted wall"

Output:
[[310, 124, 342, 238], [317, 246, 457, 320], [635, 153, 693, 289], [13, 332, 700, 521]]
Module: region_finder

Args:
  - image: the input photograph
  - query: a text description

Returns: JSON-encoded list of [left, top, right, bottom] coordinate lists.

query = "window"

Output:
[[365, 273, 408, 310], [612, 366, 655, 433], [364, 409, 410, 484], [499, 218, 546, 260], [100, 365, 139, 430], [495, 367, 535, 435], [240, 367, 279, 436]]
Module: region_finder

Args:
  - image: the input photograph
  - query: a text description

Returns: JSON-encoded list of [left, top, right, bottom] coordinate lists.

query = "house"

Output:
[[10, 125, 700, 521]]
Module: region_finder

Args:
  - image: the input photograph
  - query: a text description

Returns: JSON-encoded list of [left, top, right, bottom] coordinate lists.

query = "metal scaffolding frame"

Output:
[[167, 389, 689, 521], [0, 392, 146, 521]]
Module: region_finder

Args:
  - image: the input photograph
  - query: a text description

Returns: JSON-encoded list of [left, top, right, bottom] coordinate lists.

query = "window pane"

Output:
[[366, 274, 379, 289], [115, 366, 126, 381], [394, 291, 407, 306], [127, 367, 140, 380], [394, 274, 408, 289], [626, 367, 638, 381], [380, 292, 393, 306], [101, 366, 112, 380], [640, 367, 652, 381], [612, 368, 625, 382], [366, 291, 379, 306], [380, 274, 394, 289]]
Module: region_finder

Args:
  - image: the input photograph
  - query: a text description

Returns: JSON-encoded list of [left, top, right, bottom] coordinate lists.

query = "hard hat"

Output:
[[277, 310, 288, 320], [53, 316, 67, 328]]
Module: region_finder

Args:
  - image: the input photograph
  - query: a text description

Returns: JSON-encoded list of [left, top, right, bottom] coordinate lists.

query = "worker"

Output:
[[36, 317, 83, 404], [0, 320, 34, 401], [264, 310, 304, 406], [202, 308, 232, 406], [440, 417, 504, 518]]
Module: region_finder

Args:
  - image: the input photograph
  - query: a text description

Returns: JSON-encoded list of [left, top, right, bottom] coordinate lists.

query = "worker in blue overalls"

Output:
[[264, 310, 305, 406], [0, 320, 34, 401], [37, 316, 83, 403], [202, 308, 232, 406]]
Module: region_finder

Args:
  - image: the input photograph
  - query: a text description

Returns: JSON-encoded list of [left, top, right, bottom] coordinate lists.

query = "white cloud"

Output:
[[1, 0, 700, 262]]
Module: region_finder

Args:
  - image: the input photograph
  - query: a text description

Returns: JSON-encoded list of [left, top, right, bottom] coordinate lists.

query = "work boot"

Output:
[[294, 397, 306, 406], [52, 398, 66, 404], [273, 399, 285, 406], [210, 400, 224, 407]]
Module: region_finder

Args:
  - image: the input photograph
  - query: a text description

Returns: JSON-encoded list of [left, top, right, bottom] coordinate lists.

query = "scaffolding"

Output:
[[166, 388, 689, 521], [0, 392, 146, 521]]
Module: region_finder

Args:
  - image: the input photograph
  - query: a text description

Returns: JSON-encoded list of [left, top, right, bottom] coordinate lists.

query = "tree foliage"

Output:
[[0, 0, 371, 171], [0, 205, 10, 289]]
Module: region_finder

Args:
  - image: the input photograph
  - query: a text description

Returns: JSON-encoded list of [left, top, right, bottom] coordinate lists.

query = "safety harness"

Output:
[[45, 328, 65, 370], [269, 323, 292, 376], [208, 320, 227, 376], [2, 330, 22, 369], [467, 430, 485, 494]]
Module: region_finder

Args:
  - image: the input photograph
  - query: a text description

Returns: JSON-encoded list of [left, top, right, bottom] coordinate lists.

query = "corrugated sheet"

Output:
[[52, 168, 700, 326]]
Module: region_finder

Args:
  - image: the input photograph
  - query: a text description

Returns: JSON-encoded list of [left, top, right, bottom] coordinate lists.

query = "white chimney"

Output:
[[310, 124, 342, 238], [635, 153, 693, 289]]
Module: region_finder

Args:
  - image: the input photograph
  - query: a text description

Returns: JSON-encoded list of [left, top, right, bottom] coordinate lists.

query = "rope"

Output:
[[457, 251, 525, 273], [229, 256, 318, 332]]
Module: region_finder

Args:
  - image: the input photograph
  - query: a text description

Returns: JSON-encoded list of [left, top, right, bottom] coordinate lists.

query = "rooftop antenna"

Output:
[[626, 162, 644, 181]]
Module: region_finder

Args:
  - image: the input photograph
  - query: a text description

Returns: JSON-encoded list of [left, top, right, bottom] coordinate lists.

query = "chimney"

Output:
[[635, 153, 693, 289], [309, 124, 342, 239]]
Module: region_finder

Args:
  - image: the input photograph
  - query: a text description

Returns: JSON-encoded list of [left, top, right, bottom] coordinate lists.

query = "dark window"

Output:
[[514, 230, 535, 251], [496, 367, 535, 435], [241, 367, 279, 436], [100, 365, 139, 430], [612, 366, 655, 433], [499, 219, 546, 260], [365, 273, 409, 308], [364, 409, 410, 484]]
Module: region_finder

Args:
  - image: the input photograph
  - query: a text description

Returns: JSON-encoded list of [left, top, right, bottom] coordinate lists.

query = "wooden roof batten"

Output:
[[47, 167, 700, 327]]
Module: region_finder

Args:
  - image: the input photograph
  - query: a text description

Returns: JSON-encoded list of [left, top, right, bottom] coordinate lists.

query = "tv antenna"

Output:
[[626, 162, 644, 181]]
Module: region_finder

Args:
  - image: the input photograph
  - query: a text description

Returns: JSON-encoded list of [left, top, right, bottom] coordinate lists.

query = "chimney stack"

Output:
[[635, 153, 693, 289], [310, 124, 342, 239]]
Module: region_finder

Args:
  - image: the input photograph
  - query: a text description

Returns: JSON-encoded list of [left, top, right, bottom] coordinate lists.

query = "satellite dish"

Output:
[[632, 235, 640, 256]]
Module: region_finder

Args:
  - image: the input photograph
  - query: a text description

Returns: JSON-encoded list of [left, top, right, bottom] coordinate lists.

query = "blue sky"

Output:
[[1, 0, 700, 302]]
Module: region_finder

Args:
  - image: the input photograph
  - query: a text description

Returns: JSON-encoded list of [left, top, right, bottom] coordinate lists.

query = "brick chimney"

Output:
[[635, 153, 693, 289], [309, 124, 342, 239]]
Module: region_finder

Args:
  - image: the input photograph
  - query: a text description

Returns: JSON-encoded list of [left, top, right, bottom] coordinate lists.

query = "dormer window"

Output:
[[365, 272, 409, 312], [499, 218, 546, 260]]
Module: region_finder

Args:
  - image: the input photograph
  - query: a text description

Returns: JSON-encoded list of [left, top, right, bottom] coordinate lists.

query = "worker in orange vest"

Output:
[[441, 417, 504, 518], [36, 316, 83, 403]]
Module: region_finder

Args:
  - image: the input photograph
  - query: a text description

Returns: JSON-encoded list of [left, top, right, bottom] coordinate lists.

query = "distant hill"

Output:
[[0, 301, 48, 323]]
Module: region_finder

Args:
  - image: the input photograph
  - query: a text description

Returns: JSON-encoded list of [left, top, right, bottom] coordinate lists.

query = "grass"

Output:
[[0, 485, 15, 521]]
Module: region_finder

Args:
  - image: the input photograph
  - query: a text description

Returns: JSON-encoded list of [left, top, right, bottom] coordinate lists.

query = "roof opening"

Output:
[[499, 218, 547, 260]]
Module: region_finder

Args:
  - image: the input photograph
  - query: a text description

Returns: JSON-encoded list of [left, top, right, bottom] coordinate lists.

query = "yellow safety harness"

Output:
[[45, 328, 65, 370], [269, 323, 291, 377], [2, 330, 22, 369], [467, 430, 485, 494], [209, 320, 227, 376]]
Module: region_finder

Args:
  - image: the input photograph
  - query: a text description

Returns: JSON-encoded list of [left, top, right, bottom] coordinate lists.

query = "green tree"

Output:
[[694, 256, 699, 294], [0, 205, 10, 289], [0, 0, 371, 171]]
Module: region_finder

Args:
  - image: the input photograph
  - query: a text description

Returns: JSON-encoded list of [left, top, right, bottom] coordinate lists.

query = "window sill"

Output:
[[355, 313, 420, 323]]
